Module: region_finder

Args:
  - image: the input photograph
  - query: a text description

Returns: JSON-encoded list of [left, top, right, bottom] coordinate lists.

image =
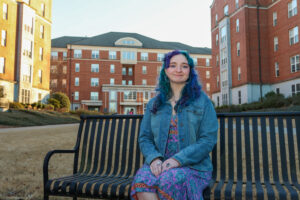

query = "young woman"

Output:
[[131, 50, 218, 200]]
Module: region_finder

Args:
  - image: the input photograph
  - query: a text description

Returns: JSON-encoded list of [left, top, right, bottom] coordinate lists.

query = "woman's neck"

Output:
[[170, 82, 185, 101]]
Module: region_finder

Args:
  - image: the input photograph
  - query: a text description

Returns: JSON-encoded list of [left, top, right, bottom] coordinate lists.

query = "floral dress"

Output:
[[130, 115, 212, 200]]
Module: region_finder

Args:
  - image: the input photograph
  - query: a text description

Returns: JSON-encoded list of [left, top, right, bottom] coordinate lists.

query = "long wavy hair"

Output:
[[151, 50, 202, 113]]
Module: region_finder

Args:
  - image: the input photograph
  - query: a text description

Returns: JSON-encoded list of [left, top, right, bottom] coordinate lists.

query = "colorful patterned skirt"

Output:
[[130, 115, 212, 200]]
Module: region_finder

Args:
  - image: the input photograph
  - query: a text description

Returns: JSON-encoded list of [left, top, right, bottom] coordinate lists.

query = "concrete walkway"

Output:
[[0, 123, 79, 133]]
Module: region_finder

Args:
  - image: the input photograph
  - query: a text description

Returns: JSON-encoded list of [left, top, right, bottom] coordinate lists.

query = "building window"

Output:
[[206, 71, 210, 79], [1, 30, 6, 46], [289, 26, 299, 45], [75, 77, 79, 86], [206, 58, 210, 66], [275, 62, 279, 77], [238, 90, 241, 104], [215, 14, 218, 24], [274, 37, 278, 52], [128, 67, 133, 76], [122, 67, 126, 75], [91, 78, 99, 86], [221, 26, 227, 44], [221, 48, 227, 65], [62, 79, 66, 88], [122, 80, 126, 85], [216, 34, 219, 46], [216, 55, 219, 67], [124, 91, 137, 100], [290, 55, 300, 72], [206, 83, 210, 91], [51, 79, 57, 88], [110, 78, 115, 85], [236, 19, 239, 32], [41, 3, 45, 16], [217, 75, 220, 88], [122, 51, 135, 60], [75, 63, 80, 72], [21, 89, 30, 104], [157, 53, 164, 61], [63, 52, 67, 60], [40, 25, 44, 38], [109, 51, 116, 59], [276, 88, 280, 94], [221, 70, 228, 87], [224, 5, 229, 16], [92, 50, 99, 59], [142, 66, 147, 74], [90, 92, 98, 100], [288, 0, 297, 18], [144, 91, 150, 100], [3, 3, 8, 20], [51, 51, 58, 60], [110, 64, 115, 73], [128, 80, 133, 85], [74, 91, 79, 100], [74, 50, 82, 58], [193, 58, 198, 66], [23, 39, 32, 58], [141, 52, 148, 61], [110, 91, 117, 101], [63, 65, 67, 74], [237, 42, 240, 56], [238, 66, 241, 81], [142, 79, 147, 85], [91, 64, 99, 72], [50, 65, 57, 73], [39, 47, 43, 60], [38, 69, 42, 83], [273, 12, 277, 26], [217, 96, 220, 107], [0, 57, 5, 73], [291, 83, 300, 96], [235, 0, 239, 9]]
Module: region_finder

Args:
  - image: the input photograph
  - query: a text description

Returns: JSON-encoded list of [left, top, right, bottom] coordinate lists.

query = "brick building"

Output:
[[51, 32, 212, 114], [210, 0, 300, 106], [0, 0, 52, 110]]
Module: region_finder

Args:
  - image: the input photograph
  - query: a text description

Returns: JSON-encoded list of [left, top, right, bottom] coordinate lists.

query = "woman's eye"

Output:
[[182, 65, 189, 69], [170, 65, 176, 68]]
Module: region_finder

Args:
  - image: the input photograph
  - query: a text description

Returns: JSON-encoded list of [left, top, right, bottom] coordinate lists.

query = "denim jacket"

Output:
[[138, 91, 218, 172]]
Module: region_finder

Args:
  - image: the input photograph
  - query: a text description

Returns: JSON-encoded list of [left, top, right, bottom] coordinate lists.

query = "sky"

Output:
[[51, 0, 214, 48]]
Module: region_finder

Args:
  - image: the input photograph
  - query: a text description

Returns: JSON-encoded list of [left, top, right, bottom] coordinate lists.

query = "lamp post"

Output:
[[71, 92, 74, 110]]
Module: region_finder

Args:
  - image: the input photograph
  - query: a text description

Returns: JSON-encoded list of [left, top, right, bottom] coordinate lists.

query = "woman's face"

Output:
[[165, 54, 190, 84]]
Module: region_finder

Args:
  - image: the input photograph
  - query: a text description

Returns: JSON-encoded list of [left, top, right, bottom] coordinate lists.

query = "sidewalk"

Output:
[[0, 123, 79, 133]]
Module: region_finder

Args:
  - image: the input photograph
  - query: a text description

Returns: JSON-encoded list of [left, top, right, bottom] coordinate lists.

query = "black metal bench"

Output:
[[43, 112, 300, 199]]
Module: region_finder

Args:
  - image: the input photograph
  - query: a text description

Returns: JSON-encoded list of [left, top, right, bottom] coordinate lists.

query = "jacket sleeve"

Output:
[[138, 100, 163, 165], [172, 99, 218, 166]]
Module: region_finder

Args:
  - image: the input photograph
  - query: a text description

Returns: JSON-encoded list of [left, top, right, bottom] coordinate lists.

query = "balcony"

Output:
[[81, 100, 102, 106]]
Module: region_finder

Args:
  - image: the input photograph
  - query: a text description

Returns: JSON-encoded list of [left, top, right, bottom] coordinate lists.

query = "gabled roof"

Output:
[[51, 36, 88, 48], [52, 32, 211, 55]]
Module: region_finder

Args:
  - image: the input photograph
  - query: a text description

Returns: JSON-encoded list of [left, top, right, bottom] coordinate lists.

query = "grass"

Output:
[[0, 109, 80, 127]]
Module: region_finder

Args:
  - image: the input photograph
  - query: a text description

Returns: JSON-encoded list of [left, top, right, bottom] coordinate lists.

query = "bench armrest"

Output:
[[43, 149, 76, 185]]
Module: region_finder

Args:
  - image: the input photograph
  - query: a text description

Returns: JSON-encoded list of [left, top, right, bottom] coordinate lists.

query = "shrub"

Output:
[[291, 93, 300, 105], [47, 98, 61, 109], [262, 92, 285, 108], [44, 104, 54, 111], [51, 92, 70, 112], [9, 102, 24, 109]]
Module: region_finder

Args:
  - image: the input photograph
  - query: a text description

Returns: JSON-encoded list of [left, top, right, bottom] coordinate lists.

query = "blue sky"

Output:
[[51, 0, 214, 48]]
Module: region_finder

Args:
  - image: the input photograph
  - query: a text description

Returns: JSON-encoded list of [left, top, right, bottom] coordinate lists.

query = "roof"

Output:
[[51, 36, 88, 48], [52, 32, 211, 55]]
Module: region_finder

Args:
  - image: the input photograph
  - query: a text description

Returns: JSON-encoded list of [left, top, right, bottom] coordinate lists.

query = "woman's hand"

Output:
[[162, 158, 180, 172], [150, 158, 163, 177]]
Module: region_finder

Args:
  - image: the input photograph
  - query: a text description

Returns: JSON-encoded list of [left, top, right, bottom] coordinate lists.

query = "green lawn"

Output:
[[0, 109, 80, 127]]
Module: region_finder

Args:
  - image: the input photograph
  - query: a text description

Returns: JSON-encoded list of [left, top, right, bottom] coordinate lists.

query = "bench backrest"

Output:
[[73, 112, 300, 185], [73, 115, 144, 177], [213, 112, 300, 185]]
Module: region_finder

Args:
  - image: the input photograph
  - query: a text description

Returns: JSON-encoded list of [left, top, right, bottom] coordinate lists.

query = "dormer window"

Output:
[[115, 37, 143, 47]]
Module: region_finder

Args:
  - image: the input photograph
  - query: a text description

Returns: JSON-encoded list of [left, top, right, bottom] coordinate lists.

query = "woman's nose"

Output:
[[176, 66, 182, 72]]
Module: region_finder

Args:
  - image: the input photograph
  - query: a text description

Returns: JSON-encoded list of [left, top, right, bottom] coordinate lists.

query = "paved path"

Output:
[[0, 123, 79, 133]]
